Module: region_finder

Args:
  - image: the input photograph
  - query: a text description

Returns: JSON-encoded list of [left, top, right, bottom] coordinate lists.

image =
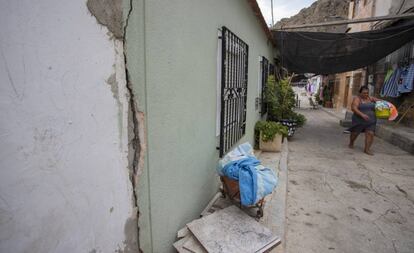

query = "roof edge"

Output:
[[246, 0, 276, 47]]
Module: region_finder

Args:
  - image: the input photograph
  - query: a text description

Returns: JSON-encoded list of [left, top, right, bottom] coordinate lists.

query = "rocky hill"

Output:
[[274, 0, 352, 32]]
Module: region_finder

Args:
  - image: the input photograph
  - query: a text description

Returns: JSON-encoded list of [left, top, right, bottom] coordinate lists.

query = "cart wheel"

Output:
[[257, 208, 263, 218], [220, 188, 226, 198]]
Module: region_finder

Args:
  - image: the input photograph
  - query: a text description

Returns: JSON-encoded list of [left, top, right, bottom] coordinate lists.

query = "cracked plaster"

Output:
[[87, 0, 124, 39], [88, 0, 143, 252]]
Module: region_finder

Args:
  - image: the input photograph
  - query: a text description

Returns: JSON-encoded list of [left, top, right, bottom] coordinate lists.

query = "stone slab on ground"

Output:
[[173, 237, 191, 253], [177, 227, 190, 239], [174, 146, 287, 253], [187, 205, 280, 253], [182, 235, 207, 253]]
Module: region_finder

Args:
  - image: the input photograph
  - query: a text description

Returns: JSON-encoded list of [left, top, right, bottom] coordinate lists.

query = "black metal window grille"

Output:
[[260, 57, 269, 116], [219, 26, 249, 157], [269, 63, 275, 76]]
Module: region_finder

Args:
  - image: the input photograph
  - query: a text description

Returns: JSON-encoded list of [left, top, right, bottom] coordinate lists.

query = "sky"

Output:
[[257, 0, 316, 26]]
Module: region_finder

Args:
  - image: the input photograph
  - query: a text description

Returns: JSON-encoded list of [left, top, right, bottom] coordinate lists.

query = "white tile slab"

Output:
[[177, 226, 190, 239], [173, 236, 192, 253], [256, 237, 281, 253], [187, 205, 279, 253], [182, 235, 208, 253]]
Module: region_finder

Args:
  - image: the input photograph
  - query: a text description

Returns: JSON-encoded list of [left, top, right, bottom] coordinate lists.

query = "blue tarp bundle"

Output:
[[217, 143, 278, 206]]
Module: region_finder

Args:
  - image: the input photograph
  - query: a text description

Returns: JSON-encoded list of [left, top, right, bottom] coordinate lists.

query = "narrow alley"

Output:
[[285, 109, 414, 253], [2, 1, 414, 252]]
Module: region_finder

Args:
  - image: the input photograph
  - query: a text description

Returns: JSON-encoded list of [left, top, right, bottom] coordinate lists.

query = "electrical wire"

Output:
[[397, 0, 407, 14]]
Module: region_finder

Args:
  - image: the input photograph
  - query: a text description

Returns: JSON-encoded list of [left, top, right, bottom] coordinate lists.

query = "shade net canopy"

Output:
[[272, 20, 414, 75]]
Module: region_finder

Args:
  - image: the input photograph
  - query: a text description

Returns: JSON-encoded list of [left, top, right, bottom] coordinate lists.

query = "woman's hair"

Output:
[[359, 85, 369, 93]]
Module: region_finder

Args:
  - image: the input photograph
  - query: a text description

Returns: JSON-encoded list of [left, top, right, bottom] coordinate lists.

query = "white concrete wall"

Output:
[[0, 1, 133, 252], [374, 0, 392, 16], [349, 0, 375, 32]]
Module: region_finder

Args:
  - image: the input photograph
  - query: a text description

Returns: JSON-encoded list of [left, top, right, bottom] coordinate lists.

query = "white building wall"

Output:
[[374, 0, 393, 16], [0, 1, 134, 252]]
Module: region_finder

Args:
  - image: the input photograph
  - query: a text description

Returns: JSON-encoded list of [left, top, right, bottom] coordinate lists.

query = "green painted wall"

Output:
[[125, 0, 275, 252]]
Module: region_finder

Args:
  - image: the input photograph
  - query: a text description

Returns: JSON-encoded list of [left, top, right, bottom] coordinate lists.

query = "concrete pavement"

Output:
[[259, 142, 289, 253], [285, 109, 414, 253]]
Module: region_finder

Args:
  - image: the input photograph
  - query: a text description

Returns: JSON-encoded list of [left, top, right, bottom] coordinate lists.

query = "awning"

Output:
[[272, 20, 414, 75]]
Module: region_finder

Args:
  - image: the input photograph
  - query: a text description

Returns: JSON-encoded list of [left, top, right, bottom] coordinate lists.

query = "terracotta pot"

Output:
[[324, 101, 333, 108], [259, 133, 283, 152]]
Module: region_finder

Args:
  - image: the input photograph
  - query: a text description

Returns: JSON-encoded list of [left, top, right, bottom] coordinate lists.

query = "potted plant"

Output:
[[322, 85, 333, 108], [255, 121, 288, 152], [265, 75, 306, 137], [315, 89, 322, 105]]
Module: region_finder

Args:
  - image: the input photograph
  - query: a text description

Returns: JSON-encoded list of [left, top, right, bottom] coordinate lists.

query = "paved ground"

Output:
[[285, 108, 414, 253]]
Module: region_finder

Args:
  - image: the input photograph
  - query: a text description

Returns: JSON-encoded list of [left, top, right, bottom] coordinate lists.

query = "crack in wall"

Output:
[[87, 0, 124, 39], [87, 0, 143, 252], [122, 0, 144, 252]]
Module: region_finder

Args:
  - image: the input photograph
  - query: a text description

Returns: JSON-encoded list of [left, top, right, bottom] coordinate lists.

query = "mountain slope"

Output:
[[274, 0, 352, 32]]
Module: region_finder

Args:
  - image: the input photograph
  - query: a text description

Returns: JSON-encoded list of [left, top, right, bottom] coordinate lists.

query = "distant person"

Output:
[[348, 86, 381, 155]]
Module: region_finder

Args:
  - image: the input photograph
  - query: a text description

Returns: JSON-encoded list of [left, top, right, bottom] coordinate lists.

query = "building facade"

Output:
[[126, 1, 276, 251], [331, 0, 414, 128], [332, 0, 414, 115], [332, 0, 378, 111]]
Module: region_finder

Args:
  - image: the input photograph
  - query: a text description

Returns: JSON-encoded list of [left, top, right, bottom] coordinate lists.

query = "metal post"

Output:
[[219, 27, 226, 157], [271, 0, 274, 27]]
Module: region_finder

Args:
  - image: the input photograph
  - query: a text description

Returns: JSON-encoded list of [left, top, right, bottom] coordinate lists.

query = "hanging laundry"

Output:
[[310, 82, 317, 94], [397, 63, 414, 93], [381, 68, 401, 98], [384, 69, 394, 83], [306, 81, 313, 94]]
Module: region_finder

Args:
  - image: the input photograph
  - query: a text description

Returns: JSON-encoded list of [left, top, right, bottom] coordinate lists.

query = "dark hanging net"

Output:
[[273, 20, 414, 74]]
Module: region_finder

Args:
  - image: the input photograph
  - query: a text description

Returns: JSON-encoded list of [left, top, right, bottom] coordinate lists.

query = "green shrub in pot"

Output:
[[266, 75, 306, 133], [255, 121, 288, 152], [255, 121, 288, 141]]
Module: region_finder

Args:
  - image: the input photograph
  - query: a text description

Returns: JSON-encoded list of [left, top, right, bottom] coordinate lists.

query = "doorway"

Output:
[[344, 76, 350, 108]]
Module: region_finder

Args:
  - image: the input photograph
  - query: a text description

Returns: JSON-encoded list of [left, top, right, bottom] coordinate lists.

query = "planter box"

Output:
[[259, 133, 283, 152], [278, 119, 297, 138], [324, 101, 333, 108]]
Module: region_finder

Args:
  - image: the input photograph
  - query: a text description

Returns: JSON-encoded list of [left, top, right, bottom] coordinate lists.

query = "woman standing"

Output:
[[348, 86, 381, 155]]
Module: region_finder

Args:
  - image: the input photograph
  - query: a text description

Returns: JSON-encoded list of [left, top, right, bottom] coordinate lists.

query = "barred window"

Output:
[[219, 27, 249, 157], [269, 63, 275, 76]]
